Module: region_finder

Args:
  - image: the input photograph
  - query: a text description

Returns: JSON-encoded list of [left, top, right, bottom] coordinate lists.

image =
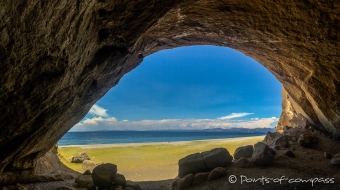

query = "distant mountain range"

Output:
[[91, 127, 274, 133], [201, 127, 275, 133]]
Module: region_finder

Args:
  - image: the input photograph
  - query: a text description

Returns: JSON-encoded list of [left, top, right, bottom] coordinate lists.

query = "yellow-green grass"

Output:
[[58, 136, 264, 181]]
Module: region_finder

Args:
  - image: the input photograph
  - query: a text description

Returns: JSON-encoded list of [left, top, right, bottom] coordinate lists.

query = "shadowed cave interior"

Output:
[[1, 0, 340, 189]]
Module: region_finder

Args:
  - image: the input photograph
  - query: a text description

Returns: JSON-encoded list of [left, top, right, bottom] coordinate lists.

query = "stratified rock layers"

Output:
[[0, 0, 339, 183]]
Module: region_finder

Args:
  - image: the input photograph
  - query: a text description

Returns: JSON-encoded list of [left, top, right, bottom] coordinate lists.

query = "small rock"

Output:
[[171, 178, 180, 189], [92, 163, 118, 189], [324, 152, 332, 159], [83, 170, 92, 175], [207, 167, 227, 181], [284, 150, 295, 157], [233, 157, 253, 168], [126, 180, 142, 190], [251, 142, 275, 166], [234, 145, 253, 160], [273, 145, 280, 150], [192, 172, 210, 186], [69, 152, 90, 163], [75, 175, 93, 188], [331, 153, 340, 166], [177, 174, 194, 190], [113, 173, 126, 187], [83, 160, 102, 171]]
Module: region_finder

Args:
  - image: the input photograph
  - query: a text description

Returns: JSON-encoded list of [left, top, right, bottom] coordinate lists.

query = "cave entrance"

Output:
[[58, 45, 281, 181]]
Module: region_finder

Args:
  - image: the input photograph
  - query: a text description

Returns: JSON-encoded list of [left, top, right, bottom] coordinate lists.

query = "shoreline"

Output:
[[58, 135, 265, 149]]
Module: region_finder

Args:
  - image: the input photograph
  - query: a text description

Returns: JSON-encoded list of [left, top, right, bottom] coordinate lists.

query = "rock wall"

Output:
[[0, 0, 339, 184]]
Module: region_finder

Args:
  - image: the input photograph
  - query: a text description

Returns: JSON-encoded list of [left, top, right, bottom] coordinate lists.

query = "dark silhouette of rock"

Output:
[[178, 153, 206, 178], [284, 150, 295, 157], [75, 175, 93, 188], [92, 163, 117, 189], [83, 170, 91, 175], [251, 142, 275, 166], [177, 174, 194, 190], [275, 135, 290, 148], [113, 173, 126, 188], [234, 145, 253, 159], [178, 148, 232, 178], [207, 167, 227, 181], [233, 157, 253, 168], [201, 148, 233, 170], [192, 172, 210, 186]]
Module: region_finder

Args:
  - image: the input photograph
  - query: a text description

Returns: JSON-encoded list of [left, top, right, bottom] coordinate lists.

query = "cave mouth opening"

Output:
[[57, 45, 282, 181]]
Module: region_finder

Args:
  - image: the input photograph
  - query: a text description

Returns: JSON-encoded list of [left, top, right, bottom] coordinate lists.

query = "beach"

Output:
[[58, 136, 265, 181]]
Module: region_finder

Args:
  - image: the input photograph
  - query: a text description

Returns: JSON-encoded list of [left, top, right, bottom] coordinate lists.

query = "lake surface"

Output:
[[58, 131, 266, 146]]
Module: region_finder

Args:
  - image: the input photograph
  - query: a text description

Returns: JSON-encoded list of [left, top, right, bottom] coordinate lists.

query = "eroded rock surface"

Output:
[[1, 0, 340, 184]]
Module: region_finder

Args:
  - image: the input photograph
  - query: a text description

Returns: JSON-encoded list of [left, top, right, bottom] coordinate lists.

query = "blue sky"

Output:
[[71, 45, 282, 131]]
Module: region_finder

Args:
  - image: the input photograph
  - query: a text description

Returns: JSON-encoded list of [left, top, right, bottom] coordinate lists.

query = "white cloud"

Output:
[[71, 116, 278, 132], [89, 104, 108, 117], [70, 106, 277, 132], [217, 112, 254, 120]]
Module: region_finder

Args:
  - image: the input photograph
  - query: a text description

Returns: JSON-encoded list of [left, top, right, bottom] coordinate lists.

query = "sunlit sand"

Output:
[[58, 136, 264, 181]]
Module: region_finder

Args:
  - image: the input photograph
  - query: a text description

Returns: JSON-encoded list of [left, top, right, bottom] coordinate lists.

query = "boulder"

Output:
[[178, 148, 233, 178], [201, 148, 233, 170], [192, 172, 210, 186], [283, 150, 295, 157], [234, 145, 253, 159], [324, 152, 332, 159], [263, 132, 282, 146], [274, 135, 290, 148], [233, 157, 253, 168], [207, 167, 227, 181], [178, 153, 206, 178], [69, 152, 90, 163], [82, 160, 102, 171], [177, 174, 194, 190], [75, 175, 93, 188], [92, 163, 118, 189], [113, 173, 126, 187], [251, 142, 275, 166], [331, 153, 340, 166], [126, 180, 142, 190]]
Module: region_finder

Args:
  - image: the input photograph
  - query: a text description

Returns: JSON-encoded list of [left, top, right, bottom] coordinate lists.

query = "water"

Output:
[[58, 131, 266, 146]]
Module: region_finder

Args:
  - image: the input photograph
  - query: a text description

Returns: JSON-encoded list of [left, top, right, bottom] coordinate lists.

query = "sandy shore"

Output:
[[59, 136, 265, 148], [58, 136, 265, 181]]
